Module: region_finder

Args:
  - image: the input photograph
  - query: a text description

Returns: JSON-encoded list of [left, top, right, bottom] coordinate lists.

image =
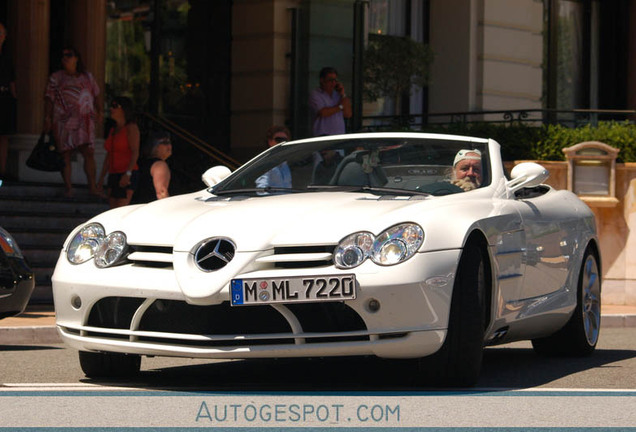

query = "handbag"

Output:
[[26, 133, 65, 172]]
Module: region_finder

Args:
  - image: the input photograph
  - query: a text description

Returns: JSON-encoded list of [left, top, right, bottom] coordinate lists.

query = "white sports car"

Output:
[[52, 132, 601, 386]]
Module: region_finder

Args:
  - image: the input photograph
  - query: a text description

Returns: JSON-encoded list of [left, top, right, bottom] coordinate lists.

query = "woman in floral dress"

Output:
[[44, 47, 101, 197]]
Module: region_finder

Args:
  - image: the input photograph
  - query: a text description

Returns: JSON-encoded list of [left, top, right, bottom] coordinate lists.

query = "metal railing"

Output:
[[360, 108, 636, 131], [137, 113, 241, 194], [141, 112, 240, 169]]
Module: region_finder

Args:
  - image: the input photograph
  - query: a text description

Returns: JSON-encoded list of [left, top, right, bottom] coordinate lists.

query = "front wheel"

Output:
[[79, 351, 142, 378], [417, 241, 488, 387], [532, 247, 601, 356]]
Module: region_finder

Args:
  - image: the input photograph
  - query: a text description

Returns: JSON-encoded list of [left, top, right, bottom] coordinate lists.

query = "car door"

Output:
[[513, 191, 577, 300]]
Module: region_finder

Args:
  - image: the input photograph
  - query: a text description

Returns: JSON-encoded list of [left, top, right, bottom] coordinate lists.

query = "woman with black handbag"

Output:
[[44, 47, 101, 198]]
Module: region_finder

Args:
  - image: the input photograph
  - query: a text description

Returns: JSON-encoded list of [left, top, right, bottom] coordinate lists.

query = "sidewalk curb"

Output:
[[0, 326, 61, 345], [1, 314, 634, 346], [602, 314, 636, 329]]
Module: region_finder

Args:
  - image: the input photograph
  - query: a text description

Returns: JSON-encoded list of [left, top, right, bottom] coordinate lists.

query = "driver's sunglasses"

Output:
[[273, 136, 288, 143], [62, 52, 75, 58]]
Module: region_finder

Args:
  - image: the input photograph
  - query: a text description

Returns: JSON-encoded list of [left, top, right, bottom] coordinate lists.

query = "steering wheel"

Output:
[[416, 181, 464, 196]]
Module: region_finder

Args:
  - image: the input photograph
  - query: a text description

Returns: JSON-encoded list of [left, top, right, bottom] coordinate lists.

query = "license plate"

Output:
[[230, 275, 356, 306]]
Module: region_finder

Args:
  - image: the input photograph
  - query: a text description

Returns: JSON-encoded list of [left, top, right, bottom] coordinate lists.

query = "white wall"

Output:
[[480, 0, 543, 110], [428, 0, 543, 116]]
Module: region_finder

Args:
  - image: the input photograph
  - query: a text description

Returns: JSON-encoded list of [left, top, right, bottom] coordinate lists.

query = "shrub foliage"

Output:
[[418, 121, 636, 162]]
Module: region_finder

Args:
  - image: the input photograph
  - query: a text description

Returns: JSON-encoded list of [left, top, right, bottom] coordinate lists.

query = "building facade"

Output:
[[2, 0, 636, 168], [1, 0, 636, 303]]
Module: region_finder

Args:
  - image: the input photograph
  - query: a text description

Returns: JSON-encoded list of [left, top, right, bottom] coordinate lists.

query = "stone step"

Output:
[[20, 246, 61, 265], [0, 182, 63, 198], [0, 212, 90, 231], [0, 197, 108, 215], [30, 285, 53, 304], [0, 181, 99, 199], [32, 265, 55, 286], [26, 261, 57, 304], [8, 229, 70, 249]]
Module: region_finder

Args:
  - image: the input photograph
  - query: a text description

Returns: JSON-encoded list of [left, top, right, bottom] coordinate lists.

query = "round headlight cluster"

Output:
[[334, 232, 374, 269], [66, 223, 128, 268], [95, 232, 127, 268], [334, 223, 424, 269], [67, 223, 105, 264]]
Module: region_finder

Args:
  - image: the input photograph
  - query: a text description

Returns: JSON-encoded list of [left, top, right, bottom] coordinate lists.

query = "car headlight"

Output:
[[67, 223, 106, 264], [94, 231, 128, 268], [334, 223, 424, 269], [372, 223, 424, 265], [334, 232, 374, 268], [0, 226, 24, 258]]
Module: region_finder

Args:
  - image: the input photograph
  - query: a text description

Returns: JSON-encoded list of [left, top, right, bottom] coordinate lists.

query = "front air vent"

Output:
[[194, 238, 236, 271], [255, 245, 336, 269], [127, 245, 174, 268]]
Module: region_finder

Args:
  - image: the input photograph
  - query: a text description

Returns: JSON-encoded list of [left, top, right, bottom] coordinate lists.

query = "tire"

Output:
[[418, 240, 488, 387], [79, 351, 142, 378], [532, 247, 601, 356]]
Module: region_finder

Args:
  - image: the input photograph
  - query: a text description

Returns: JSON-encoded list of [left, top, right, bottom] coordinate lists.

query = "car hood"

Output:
[[101, 190, 456, 251]]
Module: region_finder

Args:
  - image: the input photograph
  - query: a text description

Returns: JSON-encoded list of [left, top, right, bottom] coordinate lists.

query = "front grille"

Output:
[[286, 302, 366, 333], [88, 297, 145, 329], [139, 300, 291, 335], [83, 296, 368, 348], [256, 245, 336, 269], [126, 245, 174, 268], [125, 243, 337, 270]]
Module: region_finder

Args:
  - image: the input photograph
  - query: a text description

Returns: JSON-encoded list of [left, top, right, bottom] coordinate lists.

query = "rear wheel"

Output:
[[79, 351, 142, 378], [532, 247, 601, 356], [418, 240, 488, 387]]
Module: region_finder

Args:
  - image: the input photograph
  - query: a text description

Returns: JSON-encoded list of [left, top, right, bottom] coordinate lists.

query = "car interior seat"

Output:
[[329, 151, 387, 187]]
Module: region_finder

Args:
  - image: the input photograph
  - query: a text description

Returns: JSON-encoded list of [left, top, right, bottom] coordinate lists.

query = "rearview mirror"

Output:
[[506, 162, 549, 193], [202, 166, 232, 187]]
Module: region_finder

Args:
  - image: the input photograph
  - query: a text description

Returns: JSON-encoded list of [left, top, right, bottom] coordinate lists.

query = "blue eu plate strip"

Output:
[[231, 279, 244, 305]]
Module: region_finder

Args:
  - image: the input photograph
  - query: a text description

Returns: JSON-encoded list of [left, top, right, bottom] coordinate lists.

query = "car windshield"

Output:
[[212, 136, 490, 197]]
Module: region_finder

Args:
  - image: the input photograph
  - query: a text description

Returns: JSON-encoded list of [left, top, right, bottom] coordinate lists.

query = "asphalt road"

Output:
[[1, 327, 635, 390], [2, 329, 636, 428]]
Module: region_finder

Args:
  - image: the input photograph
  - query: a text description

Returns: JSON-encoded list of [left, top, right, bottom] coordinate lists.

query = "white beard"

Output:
[[451, 177, 479, 191]]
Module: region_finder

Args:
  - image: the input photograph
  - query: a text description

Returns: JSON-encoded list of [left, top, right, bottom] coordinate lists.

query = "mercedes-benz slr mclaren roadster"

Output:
[[52, 132, 601, 386]]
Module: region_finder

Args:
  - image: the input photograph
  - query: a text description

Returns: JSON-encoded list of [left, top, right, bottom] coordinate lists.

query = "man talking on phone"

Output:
[[308, 67, 352, 136]]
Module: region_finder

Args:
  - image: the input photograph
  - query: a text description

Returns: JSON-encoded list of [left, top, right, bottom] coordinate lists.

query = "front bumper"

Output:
[[52, 248, 461, 360]]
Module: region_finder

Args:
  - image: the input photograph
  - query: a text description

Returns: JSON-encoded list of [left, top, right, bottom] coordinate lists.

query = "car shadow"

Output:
[[0, 344, 64, 351], [81, 346, 636, 392], [479, 346, 636, 389], [84, 357, 419, 391]]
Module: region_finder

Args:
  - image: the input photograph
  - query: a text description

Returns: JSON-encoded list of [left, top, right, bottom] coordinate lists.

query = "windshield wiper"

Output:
[[307, 185, 431, 196], [211, 187, 302, 196]]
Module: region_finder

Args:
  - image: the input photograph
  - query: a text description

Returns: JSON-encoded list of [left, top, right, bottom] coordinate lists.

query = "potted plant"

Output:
[[363, 33, 433, 121]]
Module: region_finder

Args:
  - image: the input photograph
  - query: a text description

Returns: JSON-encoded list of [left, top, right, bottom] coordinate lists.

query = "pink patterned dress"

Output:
[[45, 70, 100, 151]]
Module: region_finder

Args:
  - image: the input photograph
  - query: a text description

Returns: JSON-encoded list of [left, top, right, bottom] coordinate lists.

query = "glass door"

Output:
[[105, 0, 231, 151]]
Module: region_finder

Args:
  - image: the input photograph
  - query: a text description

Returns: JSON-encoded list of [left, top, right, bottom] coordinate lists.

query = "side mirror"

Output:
[[507, 162, 549, 193], [202, 166, 232, 187]]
